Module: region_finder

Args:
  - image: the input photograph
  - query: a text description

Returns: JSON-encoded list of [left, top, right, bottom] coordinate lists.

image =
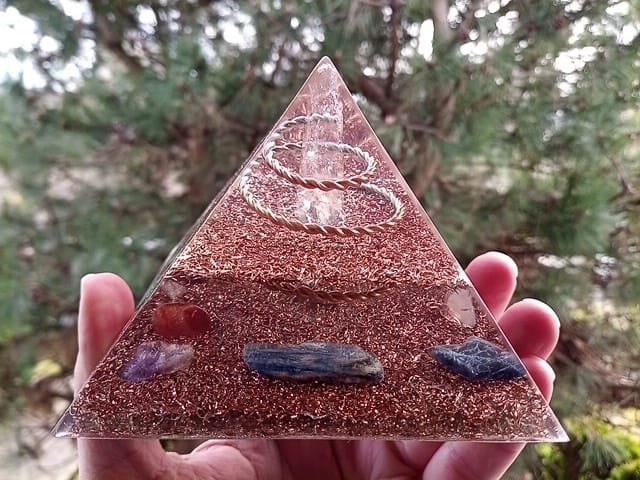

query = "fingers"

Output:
[[395, 253, 549, 475], [184, 445, 257, 479], [522, 356, 555, 401], [465, 251, 518, 317], [422, 441, 525, 480], [73, 273, 270, 480], [74, 273, 135, 391], [188, 439, 284, 480], [74, 273, 168, 480], [466, 252, 560, 361], [421, 358, 557, 480], [498, 297, 560, 402], [467, 255, 560, 400], [421, 355, 558, 480], [422, 289, 560, 480], [498, 298, 560, 359]]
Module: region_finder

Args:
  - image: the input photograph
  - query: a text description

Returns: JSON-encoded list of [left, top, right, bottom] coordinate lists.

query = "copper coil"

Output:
[[238, 112, 406, 237], [263, 278, 391, 303]]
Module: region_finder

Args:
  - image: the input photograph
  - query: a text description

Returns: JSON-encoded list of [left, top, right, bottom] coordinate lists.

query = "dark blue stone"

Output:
[[244, 342, 384, 384], [430, 336, 526, 381]]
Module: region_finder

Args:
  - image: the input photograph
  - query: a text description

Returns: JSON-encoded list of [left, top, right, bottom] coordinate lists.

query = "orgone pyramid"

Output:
[[54, 57, 567, 442]]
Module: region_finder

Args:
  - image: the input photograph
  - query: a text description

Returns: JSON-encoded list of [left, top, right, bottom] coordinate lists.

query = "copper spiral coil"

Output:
[[265, 140, 377, 191], [264, 113, 377, 191], [263, 278, 390, 303], [240, 113, 405, 237], [239, 113, 406, 301], [240, 174, 404, 237]]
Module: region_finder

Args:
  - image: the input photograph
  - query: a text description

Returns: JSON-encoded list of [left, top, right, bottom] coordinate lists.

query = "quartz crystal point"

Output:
[[53, 57, 568, 442]]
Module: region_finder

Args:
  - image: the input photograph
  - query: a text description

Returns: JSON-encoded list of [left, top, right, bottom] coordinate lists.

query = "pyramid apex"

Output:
[[310, 56, 340, 76], [317, 55, 336, 66]]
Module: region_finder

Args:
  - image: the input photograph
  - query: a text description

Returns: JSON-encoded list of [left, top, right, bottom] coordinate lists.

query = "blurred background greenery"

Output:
[[0, 0, 638, 478]]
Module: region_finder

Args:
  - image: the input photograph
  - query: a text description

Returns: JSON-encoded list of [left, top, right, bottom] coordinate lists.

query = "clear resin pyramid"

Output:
[[54, 58, 568, 442]]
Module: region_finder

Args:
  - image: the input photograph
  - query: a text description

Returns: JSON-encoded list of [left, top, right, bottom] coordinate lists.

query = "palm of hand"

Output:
[[75, 253, 559, 480]]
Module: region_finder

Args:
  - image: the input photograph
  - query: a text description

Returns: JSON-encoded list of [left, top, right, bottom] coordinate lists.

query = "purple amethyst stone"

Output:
[[120, 341, 195, 382]]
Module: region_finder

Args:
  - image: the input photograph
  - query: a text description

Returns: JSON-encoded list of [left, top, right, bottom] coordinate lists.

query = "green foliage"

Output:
[[534, 413, 640, 480], [610, 459, 640, 480]]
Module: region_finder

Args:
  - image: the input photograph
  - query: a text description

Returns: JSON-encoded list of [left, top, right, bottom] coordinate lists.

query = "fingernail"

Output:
[[486, 251, 519, 278], [502, 253, 519, 278], [80, 273, 95, 295], [534, 299, 561, 329]]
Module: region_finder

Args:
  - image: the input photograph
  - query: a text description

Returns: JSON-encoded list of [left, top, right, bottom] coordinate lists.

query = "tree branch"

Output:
[[270, 39, 287, 85], [385, 0, 402, 97], [432, 0, 454, 44], [449, 0, 483, 47], [94, 13, 144, 74], [357, 74, 399, 118], [401, 122, 451, 141]]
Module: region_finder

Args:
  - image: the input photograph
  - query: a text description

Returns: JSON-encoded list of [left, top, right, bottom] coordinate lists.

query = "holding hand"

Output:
[[74, 251, 559, 480]]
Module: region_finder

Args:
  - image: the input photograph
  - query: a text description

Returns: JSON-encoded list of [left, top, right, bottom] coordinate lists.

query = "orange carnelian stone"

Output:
[[152, 303, 211, 338]]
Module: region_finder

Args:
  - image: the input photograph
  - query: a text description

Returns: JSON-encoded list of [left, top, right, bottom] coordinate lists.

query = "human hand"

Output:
[[74, 251, 559, 479]]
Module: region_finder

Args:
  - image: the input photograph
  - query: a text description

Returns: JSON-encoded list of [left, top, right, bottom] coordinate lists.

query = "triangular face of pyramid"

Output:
[[54, 57, 567, 442]]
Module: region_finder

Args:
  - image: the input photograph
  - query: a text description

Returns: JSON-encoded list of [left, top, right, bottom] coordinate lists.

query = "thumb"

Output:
[[74, 273, 135, 391], [74, 273, 168, 480]]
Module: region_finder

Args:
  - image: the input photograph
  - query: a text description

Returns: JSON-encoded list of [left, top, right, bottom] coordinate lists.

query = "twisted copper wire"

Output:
[[265, 113, 377, 191], [240, 113, 405, 237], [238, 113, 406, 301], [264, 278, 389, 303]]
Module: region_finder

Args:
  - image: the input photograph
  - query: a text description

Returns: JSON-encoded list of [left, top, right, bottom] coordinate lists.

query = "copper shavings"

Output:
[[69, 279, 555, 439]]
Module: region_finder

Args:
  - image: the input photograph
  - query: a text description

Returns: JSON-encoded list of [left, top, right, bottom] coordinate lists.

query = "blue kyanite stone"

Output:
[[430, 336, 526, 381], [244, 342, 384, 384]]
